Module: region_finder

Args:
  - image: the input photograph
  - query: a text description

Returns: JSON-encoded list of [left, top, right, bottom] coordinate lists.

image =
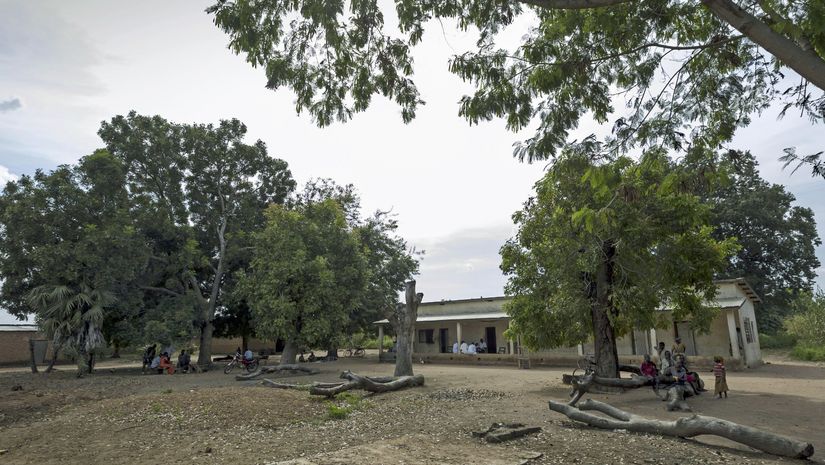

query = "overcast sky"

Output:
[[1, 0, 823, 324]]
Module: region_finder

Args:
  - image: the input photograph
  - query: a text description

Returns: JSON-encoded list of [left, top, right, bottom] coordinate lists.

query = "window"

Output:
[[743, 317, 754, 344], [418, 329, 434, 344]]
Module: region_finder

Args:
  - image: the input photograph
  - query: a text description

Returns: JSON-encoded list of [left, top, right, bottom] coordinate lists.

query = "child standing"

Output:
[[713, 355, 728, 398]]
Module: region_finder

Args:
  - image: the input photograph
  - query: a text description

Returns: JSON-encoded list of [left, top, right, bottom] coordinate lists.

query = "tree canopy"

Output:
[[208, 0, 824, 165], [708, 151, 821, 331], [500, 144, 737, 376], [98, 111, 296, 365]]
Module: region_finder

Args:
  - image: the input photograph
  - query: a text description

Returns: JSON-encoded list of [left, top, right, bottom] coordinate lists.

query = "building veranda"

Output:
[[375, 278, 762, 370]]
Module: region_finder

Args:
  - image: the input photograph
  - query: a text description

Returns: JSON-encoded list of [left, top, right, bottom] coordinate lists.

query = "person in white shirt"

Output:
[[244, 349, 254, 361], [467, 342, 477, 354], [478, 339, 487, 353], [459, 341, 468, 354], [452, 341, 459, 354]]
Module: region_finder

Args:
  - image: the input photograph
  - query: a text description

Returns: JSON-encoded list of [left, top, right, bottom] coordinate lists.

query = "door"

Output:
[[485, 327, 497, 354], [439, 328, 449, 353], [674, 322, 697, 355]]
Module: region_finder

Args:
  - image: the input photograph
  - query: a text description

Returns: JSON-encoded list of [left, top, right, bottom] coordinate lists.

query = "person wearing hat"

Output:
[[672, 337, 686, 356]]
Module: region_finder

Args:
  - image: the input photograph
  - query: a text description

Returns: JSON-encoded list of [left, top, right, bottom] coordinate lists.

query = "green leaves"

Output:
[[209, 0, 823, 165], [501, 146, 735, 350]]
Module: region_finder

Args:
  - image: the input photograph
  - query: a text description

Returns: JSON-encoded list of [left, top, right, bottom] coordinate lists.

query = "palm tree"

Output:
[[27, 284, 114, 377]]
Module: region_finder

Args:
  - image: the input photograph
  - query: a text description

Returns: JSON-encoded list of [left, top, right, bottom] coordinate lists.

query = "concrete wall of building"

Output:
[[412, 319, 511, 354], [738, 300, 762, 367], [0, 330, 66, 365]]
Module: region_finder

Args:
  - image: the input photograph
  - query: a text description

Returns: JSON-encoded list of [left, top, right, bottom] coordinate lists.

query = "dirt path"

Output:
[[0, 356, 822, 464]]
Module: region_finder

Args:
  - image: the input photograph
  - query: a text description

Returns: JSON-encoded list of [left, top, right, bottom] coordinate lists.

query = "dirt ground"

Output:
[[0, 354, 823, 465]]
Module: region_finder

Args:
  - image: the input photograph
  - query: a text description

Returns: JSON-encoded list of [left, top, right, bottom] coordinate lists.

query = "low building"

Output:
[[375, 278, 762, 369], [0, 324, 51, 365]]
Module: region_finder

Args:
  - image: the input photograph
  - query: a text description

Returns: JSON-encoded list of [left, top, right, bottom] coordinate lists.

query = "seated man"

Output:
[[459, 340, 468, 354], [244, 348, 254, 361], [452, 341, 459, 354], [177, 350, 191, 373], [477, 339, 487, 353], [466, 342, 477, 354]]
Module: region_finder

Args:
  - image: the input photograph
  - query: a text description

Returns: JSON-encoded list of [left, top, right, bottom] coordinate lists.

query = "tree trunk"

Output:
[[197, 319, 214, 367], [326, 343, 338, 361], [281, 338, 299, 365], [592, 241, 619, 378], [111, 342, 121, 358], [241, 331, 249, 352], [46, 342, 62, 373], [76, 347, 88, 378], [28, 339, 39, 374], [88, 352, 95, 374], [549, 399, 814, 459], [388, 280, 423, 377]]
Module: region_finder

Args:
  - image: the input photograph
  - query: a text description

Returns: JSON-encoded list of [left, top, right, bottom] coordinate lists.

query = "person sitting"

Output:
[[298, 352, 306, 363], [244, 348, 254, 361], [477, 339, 487, 353], [142, 344, 157, 374], [308, 351, 317, 362], [466, 342, 477, 354], [640, 354, 658, 378], [660, 350, 674, 373], [452, 341, 459, 354], [150, 354, 161, 373], [459, 340, 468, 354], [177, 350, 191, 373], [158, 352, 175, 375]]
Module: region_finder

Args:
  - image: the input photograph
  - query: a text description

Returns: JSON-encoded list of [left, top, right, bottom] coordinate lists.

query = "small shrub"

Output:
[[325, 402, 352, 419], [790, 345, 825, 361]]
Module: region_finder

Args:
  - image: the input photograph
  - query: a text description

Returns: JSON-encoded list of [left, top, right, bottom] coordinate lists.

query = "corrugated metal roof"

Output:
[[0, 324, 39, 332], [374, 311, 508, 325]]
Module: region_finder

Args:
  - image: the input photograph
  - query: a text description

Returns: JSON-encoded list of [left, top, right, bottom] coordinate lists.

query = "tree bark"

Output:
[[308, 371, 425, 397], [592, 241, 619, 378], [235, 363, 319, 380], [197, 319, 215, 367], [111, 343, 121, 359], [280, 338, 299, 365], [549, 399, 814, 459], [28, 339, 39, 374], [45, 342, 62, 373], [196, 215, 229, 367], [241, 331, 249, 352], [388, 280, 423, 377]]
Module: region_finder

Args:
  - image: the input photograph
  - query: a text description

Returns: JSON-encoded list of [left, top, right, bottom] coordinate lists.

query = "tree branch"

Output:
[[140, 286, 183, 298], [701, 0, 825, 90], [517, 0, 631, 9]]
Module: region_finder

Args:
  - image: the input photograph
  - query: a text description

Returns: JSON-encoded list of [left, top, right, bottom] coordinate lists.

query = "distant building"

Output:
[[375, 278, 762, 369], [0, 324, 49, 365]]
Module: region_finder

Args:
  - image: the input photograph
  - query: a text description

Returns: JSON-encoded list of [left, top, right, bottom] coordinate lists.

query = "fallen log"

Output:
[[472, 423, 542, 443], [567, 373, 694, 409], [309, 371, 425, 397], [261, 379, 311, 390], [236, 364, 320, 381], [549, 398, 814, 459]]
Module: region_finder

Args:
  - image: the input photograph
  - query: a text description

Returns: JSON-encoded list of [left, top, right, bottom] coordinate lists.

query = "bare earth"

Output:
[[0, 354, 823, 465]]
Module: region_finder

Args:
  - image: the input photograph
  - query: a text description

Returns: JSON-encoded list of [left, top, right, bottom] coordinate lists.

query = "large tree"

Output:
[[0, 150, 147, 374], [208, 0, 824, 166], [709, 151, 821, 331], [99, 112, 295, 366], [500, 144, 737, 377], [240, 200, 368, 364]]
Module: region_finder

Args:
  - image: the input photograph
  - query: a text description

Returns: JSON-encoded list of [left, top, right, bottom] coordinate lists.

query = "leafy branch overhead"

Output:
[[208, 0, 825, 161]]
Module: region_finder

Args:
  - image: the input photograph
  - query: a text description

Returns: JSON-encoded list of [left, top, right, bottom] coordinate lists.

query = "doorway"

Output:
[[485, 327, 497, 354], [439, 328, 449, 353]]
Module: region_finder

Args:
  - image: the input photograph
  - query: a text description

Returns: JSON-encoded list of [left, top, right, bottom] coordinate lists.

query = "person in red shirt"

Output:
[[712, 355, 728, 398], [640, 354, 658, 378]]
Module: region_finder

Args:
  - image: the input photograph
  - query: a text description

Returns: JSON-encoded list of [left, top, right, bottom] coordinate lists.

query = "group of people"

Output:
[[638, 338, 728, 398], [452, 339, 488, 354], [142, 344, 191, 375]]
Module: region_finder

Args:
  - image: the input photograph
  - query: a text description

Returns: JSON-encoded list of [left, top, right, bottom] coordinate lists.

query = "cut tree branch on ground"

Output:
[[235, 364, 320, 380], [258, 370, 425, 398], [565, 373, 697, 410], [548, 399, 814, 459]]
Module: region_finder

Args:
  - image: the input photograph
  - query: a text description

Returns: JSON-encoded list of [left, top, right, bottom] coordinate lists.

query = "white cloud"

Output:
[[0, 164, 18, 186]]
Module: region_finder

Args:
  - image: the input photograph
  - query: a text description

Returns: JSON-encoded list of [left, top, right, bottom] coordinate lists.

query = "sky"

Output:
[[0, 0, 823, 324]]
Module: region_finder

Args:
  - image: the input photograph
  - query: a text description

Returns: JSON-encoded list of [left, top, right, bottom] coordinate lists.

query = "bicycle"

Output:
[[223, 353, 259, 374], [345, 347, 365, 357]]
